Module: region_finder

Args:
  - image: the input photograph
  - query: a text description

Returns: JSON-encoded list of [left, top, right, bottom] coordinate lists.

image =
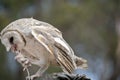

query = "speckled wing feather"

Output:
[[31, 26, 76, 74]]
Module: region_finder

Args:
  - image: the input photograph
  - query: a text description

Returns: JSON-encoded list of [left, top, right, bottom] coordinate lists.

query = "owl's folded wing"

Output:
[[31, 26, 76, 74]]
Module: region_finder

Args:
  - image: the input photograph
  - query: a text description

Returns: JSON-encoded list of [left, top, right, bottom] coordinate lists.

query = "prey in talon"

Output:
[[15, 51, 31, 69], [0, 18, 88, 80]]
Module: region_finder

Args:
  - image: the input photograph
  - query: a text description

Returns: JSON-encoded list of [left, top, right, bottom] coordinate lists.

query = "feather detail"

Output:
[[54, 38, 76, 74], [31, 28, 76, 74], [31, 30, 54, 55]]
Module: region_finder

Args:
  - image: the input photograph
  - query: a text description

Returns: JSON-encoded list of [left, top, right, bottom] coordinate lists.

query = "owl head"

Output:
[[0, 30, 26, 52]]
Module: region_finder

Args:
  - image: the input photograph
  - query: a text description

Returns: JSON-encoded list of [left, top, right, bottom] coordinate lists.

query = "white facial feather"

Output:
[[1, 30, 25, 52]]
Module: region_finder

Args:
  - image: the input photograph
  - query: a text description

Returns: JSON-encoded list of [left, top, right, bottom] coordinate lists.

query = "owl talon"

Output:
[[26, 74, 41, 80], [22, 59, 31, 67], [26, 76, 31, 80]]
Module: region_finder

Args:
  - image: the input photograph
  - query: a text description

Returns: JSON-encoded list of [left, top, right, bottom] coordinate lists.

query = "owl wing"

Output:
[[31, 26, 76, 74]]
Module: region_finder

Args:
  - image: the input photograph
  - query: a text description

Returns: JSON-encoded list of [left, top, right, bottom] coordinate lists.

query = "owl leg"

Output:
[[26, 63, 49, 80]]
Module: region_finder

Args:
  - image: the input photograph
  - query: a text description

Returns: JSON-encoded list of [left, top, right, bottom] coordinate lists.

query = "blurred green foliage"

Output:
[[0, 0, 119, 80]]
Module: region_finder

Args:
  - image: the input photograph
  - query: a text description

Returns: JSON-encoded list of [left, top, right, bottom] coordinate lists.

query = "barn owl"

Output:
[[0, 18, 87, 80]]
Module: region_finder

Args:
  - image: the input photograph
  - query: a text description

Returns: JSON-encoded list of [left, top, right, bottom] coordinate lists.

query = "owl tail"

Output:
[[74, 56, 88, 69]]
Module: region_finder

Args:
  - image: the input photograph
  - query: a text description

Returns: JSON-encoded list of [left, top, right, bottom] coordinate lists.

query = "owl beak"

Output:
[[6, 47, 11, 52]]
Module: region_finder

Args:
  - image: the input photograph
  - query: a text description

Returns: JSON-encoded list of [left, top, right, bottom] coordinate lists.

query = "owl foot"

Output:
[[15, 54, 31, 68], [26, 74, 41, 80], [22, 59, 31, 68]]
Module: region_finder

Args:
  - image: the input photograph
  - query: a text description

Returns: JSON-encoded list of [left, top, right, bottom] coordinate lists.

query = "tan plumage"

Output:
[[0, 18, 87, 80]]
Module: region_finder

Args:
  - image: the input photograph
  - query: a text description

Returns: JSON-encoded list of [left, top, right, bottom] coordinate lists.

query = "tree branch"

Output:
[[41, 73, 91, 80]]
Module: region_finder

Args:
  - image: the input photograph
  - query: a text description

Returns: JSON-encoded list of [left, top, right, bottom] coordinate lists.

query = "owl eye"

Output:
[[9, 36, 14, 44]]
